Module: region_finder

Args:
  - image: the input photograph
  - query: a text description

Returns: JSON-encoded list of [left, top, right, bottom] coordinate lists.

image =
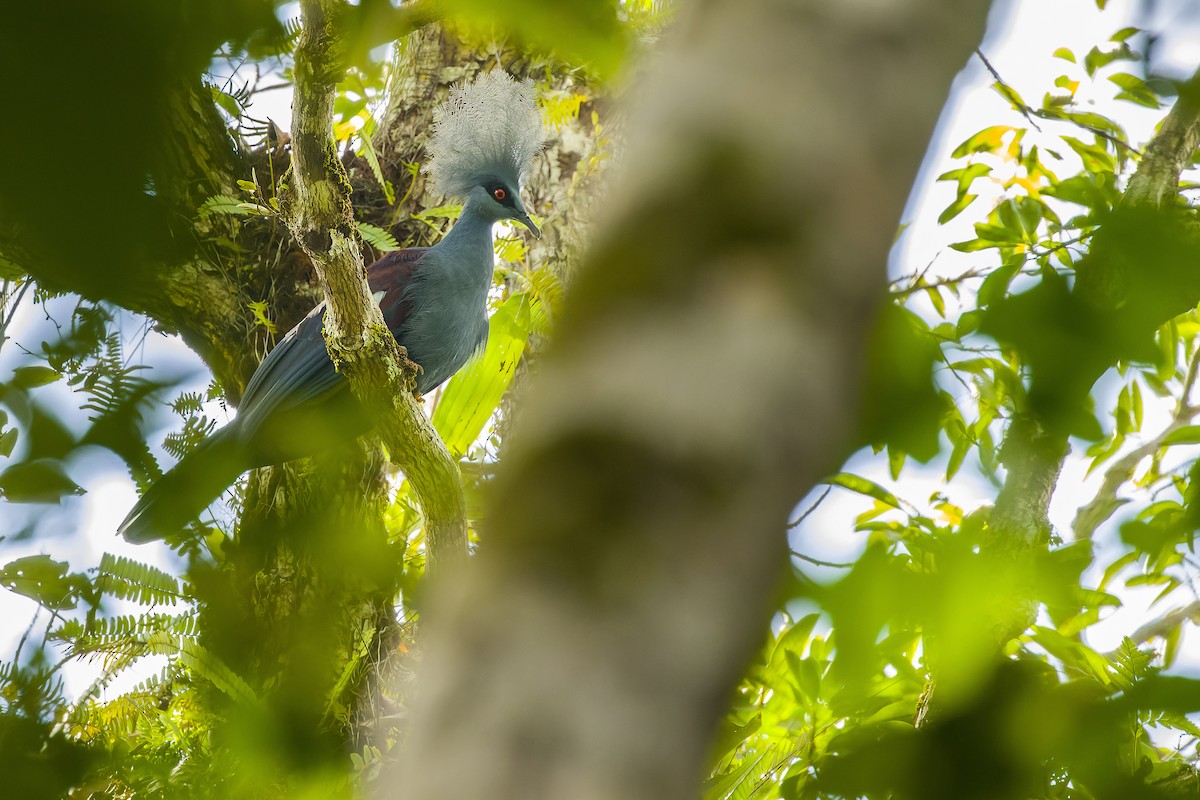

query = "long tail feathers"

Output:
[[118, 429, 247, 544]]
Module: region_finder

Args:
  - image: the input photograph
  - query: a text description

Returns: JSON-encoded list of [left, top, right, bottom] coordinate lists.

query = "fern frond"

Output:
[[526, 267, 565, 335], [356, 125, 396, 205], [171, 391, 206, 416], [281, 16, 303, 49], [163, 414, 218, 460], [96, 553, 182, 607], [1110, 636, 1157, 691], [177, 639, 257, 705], [357, 222, 401, 252]]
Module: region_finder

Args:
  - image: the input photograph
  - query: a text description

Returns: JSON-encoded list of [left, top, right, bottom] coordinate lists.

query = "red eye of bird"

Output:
[[493, 187, 507, 201]]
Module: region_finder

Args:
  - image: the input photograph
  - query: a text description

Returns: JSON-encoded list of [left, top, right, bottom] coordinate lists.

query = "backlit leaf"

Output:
[[433, 293, 534, 458]]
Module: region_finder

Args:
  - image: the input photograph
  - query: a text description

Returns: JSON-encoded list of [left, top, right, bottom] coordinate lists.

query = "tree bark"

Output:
[[384, 2, 989, 798]]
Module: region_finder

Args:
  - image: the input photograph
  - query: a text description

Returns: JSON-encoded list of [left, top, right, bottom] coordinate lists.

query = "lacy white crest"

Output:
[[426, 70, 546, 198]]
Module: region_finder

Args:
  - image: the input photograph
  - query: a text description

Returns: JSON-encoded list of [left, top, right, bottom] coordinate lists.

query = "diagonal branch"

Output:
[[286, 0, 466, 575], [989, 66, 1200, 557]]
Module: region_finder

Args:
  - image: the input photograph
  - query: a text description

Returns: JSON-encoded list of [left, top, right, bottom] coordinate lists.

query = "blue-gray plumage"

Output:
[[118, 71, 544, 543]]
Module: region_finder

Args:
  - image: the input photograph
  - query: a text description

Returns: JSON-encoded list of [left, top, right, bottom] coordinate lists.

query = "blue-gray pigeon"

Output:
[[119, 70, 544, 543]]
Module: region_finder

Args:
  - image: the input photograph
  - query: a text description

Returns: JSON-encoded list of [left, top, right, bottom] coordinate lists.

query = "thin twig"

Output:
[[1072, 401, 1200, 541], [789, 550, 853, 569], [0, 279, 31, 342], [975, 49, 1144, 157], [1178, 343, 1200, 414], [976, 49, 1043, 133], [890, 268, 986, 299], [786, 485, 832, 529], [13, 608, 40, 665]]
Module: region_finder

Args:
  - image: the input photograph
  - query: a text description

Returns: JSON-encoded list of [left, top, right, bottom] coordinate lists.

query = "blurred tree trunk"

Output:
[[385, 1, 989, 799]]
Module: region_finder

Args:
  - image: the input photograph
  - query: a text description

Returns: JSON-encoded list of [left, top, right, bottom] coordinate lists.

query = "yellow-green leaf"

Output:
[[826, 473, 901, 510], [433, 293, 535, 458]]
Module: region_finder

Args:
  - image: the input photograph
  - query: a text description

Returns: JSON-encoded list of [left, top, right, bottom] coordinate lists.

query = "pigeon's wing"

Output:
[[236, 304, 339, 433], [368, 246, 427, 330], [236, 246, 429, 435]]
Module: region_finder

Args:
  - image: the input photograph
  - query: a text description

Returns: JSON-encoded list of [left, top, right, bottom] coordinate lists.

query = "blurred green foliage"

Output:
[[0, 1, 285, 297], [6, 2, 1200, 800]]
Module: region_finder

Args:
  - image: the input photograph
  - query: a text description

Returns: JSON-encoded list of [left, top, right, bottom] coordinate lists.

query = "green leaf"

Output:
[[937, 162, 992, 194], [826, 473, 901, 509], [938, 193, 977, 225], [1156, 321, 1179, 381], [997, 197, 1043, 242], [708, 713, 762, 765], [0, 257, 25, 280], [1108, 72, 1161, 109], [951, 125, 1017, 159], [246, 301, 276, 335], [178, 638, 258, 705], [946, 433, 969, 481], [764, 614, 822, 690], [356, 131, 396, 205], [440, 0, 628, 79], [0, 427, 16, 457], [235, 202, 274, 216], [949, 237, 1000, 253], [1044, 174, 1110, 209], [0, 458, 83, 503], [991, 80, 1028, 111], [200, 194, 254, 216], [1052, 47, 1076, 63], [1131, 380, 1143, 431], [956, 310, 983, 337], [433, 293, 535, 458], [1084, 43, 1135, 77], [412, 204, 462, 225], [11, 365, 62, 389], [1163, 426, 1200, 446], [1062, 135, 1116, 175], [977, 261, 1021, 307], [209, 85, 243, 118], [925, 285, 946, 318], [0, 554, 81, 610], [494, 235, 529, 264], [96, 553, 181, 606]]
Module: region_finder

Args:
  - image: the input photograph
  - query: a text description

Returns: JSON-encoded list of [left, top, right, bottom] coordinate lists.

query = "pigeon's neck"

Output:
[[434, 198, 495, 270]]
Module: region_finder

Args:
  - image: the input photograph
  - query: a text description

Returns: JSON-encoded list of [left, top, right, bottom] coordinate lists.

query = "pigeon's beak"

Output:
[[515, 211, 541, 239], [512, 196, 541, 239]]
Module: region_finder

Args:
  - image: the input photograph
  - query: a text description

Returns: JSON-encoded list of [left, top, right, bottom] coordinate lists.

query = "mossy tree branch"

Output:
[[0, 76, 260, 396], [286, 0, 467, 575], [989, 66, 1200, 559]]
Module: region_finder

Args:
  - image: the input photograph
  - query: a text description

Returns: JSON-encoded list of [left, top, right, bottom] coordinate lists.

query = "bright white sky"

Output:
[[5, 0, 1200, 698]]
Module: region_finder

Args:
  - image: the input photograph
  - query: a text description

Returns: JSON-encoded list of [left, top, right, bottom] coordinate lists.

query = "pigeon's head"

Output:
[[427, 70, 546, 239]]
